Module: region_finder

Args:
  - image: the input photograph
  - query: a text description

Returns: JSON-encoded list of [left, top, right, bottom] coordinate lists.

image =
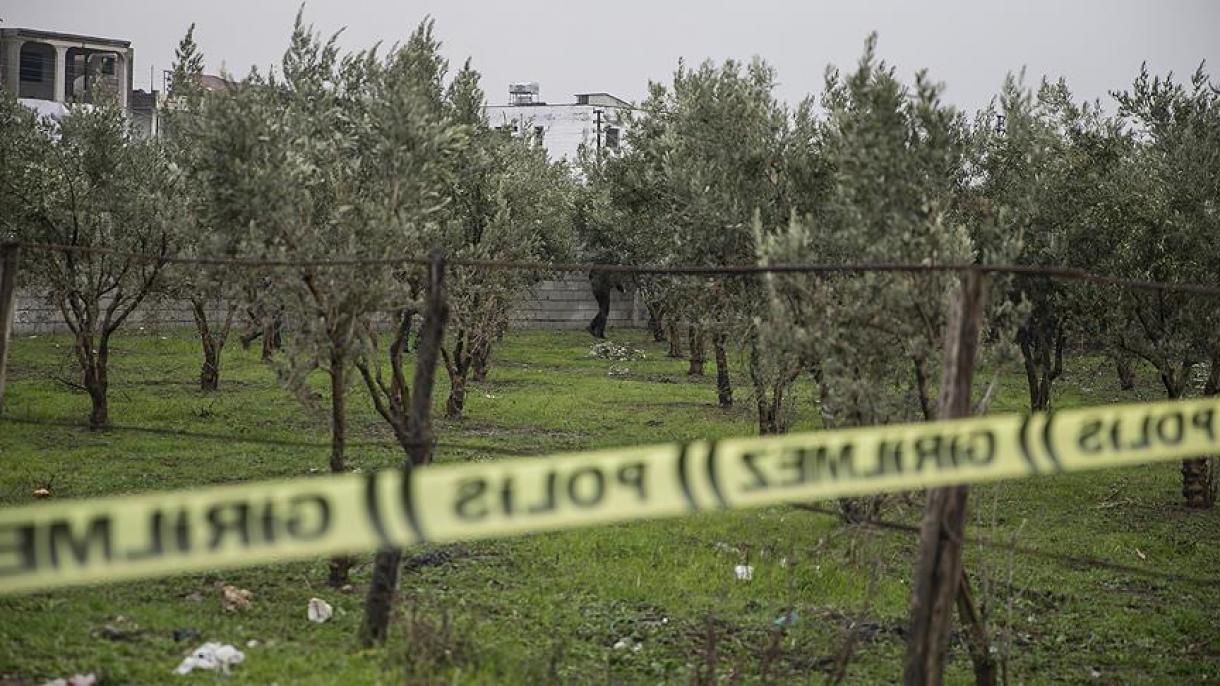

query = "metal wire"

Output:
[[0, 414, 533, 456], [10, 240, 1220, 297], [790, 504, 1220, 588]]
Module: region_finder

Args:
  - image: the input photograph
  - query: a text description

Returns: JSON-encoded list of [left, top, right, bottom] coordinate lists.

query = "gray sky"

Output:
[[3, 1, 1217, 113]]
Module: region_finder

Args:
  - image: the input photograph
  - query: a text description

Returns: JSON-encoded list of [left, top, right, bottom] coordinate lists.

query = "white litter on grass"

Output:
[[613, 638, 643, 653], [307, 597, 334, 623], [734, 564, 754, 581], [174, 642, 245, 675], [40, 674, 96, 686]]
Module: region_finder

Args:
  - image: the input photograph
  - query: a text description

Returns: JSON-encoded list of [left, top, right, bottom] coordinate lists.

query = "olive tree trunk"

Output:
[[646, 299, 666, 342], [191, 297, 237, 392], [713, 331, 732, 408], [361, 252, 448, 646], [1016, 317, 1064, 412], [688, 326, 706, 376], [1114, 352, 1136, 391], [746, 331, 793, 435], [327, 348, 353, 587], [666, 320, 683, 358]]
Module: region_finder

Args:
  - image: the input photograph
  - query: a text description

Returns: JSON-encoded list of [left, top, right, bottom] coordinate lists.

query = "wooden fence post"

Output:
[[0, 242, 19, 416], [360, 249, 448, 646], [903, 269, 988, 685]]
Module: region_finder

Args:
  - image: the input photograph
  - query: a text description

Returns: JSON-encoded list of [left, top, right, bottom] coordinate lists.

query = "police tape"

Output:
[[2, 397, 1217, 594]]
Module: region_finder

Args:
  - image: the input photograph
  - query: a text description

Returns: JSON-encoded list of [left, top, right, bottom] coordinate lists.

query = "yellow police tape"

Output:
[[2, 397, 1217, 594]]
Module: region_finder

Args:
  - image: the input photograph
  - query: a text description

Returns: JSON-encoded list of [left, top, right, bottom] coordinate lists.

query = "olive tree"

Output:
[[761, 40, 1018, 683], [196, 16, 464, 585], [0, 89, 172, 429], [969, 75, 1091, 411], [761, 38, 1019, 532], [765, 40, 995, 427], [1097, 64, 1220, 507], [158, 24, 244, 392], [651, 58, 802, 426], [439, 63, 576, 419]]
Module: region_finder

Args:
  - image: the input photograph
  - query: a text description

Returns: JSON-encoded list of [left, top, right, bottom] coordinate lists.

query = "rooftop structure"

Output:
[[0, 28, 135, 110], [484, 82, 631, 162]]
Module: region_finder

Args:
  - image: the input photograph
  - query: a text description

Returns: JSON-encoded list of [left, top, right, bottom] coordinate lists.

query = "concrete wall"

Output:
[[509, 277, 644, 330], [11, 276, 645, 335]]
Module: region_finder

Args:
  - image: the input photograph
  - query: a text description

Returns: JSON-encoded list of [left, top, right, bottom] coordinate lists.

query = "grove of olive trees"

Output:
[[1, 15, 1217, 683]]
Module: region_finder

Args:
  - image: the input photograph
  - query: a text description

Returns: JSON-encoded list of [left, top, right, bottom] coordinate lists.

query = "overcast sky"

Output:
[[3, 1, 1217, 113]]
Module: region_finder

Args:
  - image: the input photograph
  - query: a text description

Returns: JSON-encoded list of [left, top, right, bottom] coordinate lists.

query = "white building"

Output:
[[1, 28, 135, 111], [483, 82, 631, 162]]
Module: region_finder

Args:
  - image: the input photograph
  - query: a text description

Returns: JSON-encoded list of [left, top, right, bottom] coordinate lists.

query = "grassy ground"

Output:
[[0, 327, 1217, 685]]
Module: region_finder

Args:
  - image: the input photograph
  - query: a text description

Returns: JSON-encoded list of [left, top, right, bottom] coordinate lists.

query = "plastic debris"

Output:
[[734, 564, 754, 581], [612, 637, 644, 653], [307, 597, 334, 623], [773, 610, 799, 627], [220, 585, 253, 612], [40, 674, 97, 686], [174, 642, 245, 675], [33, 488, 52, 499]]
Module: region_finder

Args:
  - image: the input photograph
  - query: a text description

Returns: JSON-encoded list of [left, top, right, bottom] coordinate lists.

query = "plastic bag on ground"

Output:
[[174, 642, 245, 675], [307, 597, 333, 623]]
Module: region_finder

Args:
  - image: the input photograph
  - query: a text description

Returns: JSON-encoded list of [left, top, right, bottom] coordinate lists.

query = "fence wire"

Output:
[[9, 240, 1220, 297], [791, 504, 1220, 588], [0, 414, 536, 456]]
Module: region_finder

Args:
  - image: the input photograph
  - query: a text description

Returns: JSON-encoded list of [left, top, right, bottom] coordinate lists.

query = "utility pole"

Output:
[[594, 108, 604, 164]]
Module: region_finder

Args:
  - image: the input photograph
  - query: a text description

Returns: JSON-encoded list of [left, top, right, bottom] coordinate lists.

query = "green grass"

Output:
[[1, 328, 1218, 684]]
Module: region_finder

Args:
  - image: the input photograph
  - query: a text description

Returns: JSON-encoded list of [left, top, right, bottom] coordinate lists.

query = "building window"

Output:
[[20, 52, 45, 82], [604, 126, 620, 149], [101, 56, 116, 75], [534, 125, 545, 143]]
